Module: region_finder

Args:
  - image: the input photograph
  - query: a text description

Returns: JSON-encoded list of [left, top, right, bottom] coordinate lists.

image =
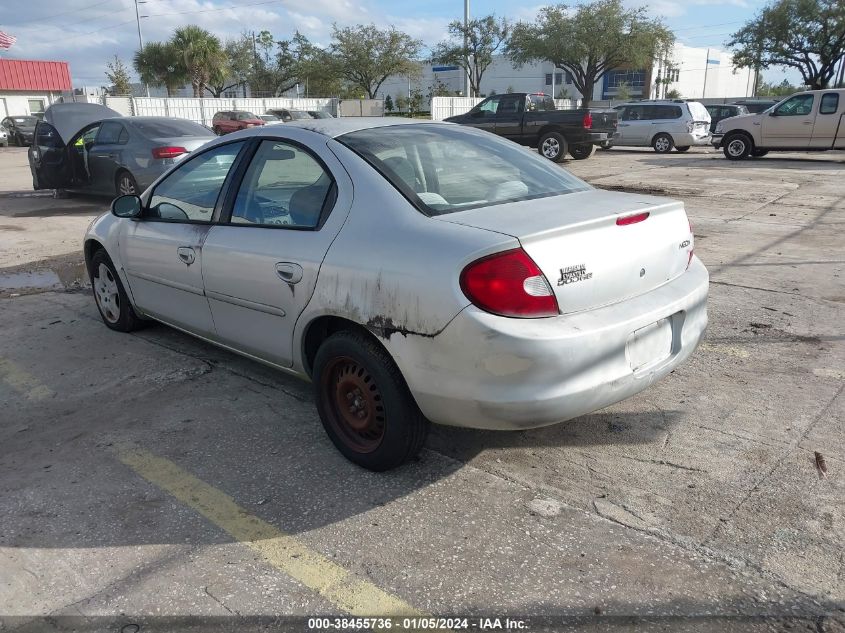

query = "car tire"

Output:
[[652, 133, 674, 153], [116, 171, 139, 196], [569, 143, 596, 160], [213, 126, 224, 135], [675, 146, 691, 152], [538, 131, 568, 163], [313, 329, 429, 471], [723, 134, 752, 160], [90, 249, 144, 333], [598, 142, 613, 151], [752, 149, 769, 158]]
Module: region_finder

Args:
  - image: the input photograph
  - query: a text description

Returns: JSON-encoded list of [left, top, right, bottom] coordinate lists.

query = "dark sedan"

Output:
[[2, 115, 39, 146]]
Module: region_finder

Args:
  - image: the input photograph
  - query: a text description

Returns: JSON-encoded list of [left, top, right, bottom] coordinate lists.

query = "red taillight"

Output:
[[460, 248, 558, 318], [582, 112, 593, 129], [152, 146, 188, 159], [616, 212, 650, 226]]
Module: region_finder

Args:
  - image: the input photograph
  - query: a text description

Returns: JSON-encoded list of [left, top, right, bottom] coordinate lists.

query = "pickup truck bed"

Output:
[[444, 93, 617, 162]]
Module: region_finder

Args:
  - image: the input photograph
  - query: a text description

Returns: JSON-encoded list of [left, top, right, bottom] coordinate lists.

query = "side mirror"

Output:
[[112, 194, 142, 218]]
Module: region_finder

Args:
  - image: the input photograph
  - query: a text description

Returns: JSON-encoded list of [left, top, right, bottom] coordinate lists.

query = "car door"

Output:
[[29, 120, 72, 190], [118, 140, 247, 336], [809, 92, 842, 148], [616, 105, 649, 144], [463, 96, 501, 133], [87, 120, 127, 195], [201, 136, 353, 367], [762, 93, 815, 148], [494, 94, 526, 140]]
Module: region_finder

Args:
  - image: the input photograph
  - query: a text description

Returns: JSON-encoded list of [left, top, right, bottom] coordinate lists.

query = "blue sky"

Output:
[[1, 0, 795, 87]]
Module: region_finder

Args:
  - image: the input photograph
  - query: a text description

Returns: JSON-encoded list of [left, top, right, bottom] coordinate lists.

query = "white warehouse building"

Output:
[[380, 43, 755, 105]]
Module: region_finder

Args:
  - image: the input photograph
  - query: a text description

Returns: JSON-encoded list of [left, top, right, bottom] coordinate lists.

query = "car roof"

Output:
[[278, 116, 433, 138]]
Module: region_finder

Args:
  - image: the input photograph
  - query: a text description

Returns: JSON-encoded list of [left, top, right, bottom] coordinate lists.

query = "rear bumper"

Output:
[[568, 131, 610, 145], [393, 257, 709, 430], [673, 132, 712, 147]]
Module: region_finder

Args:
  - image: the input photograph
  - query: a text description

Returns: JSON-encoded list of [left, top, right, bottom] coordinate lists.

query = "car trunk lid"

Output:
[[440, 189, 693, 315]]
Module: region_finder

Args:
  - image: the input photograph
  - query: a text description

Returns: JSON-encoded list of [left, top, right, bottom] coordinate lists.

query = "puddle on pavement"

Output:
[[0, 262, 89, 297]]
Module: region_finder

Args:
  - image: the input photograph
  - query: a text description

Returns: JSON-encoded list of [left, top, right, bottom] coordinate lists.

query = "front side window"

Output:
[[96, 121, 124, 144], [230, 140, 334, 228], [148, 141, 245, 222], [774, 94, 814, 116], [622, 105, 644, 121], [340, 124, 591, 216], [819, 93, 839, 115], [477, 96, 501, 115]]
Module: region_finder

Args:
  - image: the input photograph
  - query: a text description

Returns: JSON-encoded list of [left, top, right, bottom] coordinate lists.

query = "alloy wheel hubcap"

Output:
[[656, 138, 670, 152], [119, 176, 136, 195], [323, 357, 385, 453], [93, 263, 121, 323], [542, 138, 560, 158], [728, 140, 745, 156]]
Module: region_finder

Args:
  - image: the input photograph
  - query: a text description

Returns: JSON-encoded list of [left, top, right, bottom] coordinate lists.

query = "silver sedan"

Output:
[[84, 118, 708, 470]]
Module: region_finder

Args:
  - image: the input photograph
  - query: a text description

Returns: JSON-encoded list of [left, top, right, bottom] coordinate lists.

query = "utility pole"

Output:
[[134, 0, 149, 97], [702, 48, 710, 99], [464, 0, 471, 97]]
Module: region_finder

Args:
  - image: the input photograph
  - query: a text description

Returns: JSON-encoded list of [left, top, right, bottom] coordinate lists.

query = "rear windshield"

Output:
[[13, 116, 38, 126], [687, 102, 711, 121], [132, 119, 212, 137], [289, 111, 311, 120], [339, 124, 590, 216]]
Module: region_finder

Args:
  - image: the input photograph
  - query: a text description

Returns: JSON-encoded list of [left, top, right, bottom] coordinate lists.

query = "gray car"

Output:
[[29, 103, 216, 196], [84, 118, 708, 470]]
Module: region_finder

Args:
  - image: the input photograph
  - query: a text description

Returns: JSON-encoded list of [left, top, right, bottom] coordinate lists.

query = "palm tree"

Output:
[[171, 26, 227, 97], [133, 42, 187, 96]]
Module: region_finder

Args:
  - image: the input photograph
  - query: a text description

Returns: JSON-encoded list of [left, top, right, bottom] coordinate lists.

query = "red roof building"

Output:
[[0, 59, 72, 92]]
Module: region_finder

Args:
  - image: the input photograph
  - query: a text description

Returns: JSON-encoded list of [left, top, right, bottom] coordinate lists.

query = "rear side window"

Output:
[[230, 140, 334, 229], [96, 121, 124, 144], [819, 93, 839, 115], [133, 119, 211, 137], [148, 142, 245, 222]]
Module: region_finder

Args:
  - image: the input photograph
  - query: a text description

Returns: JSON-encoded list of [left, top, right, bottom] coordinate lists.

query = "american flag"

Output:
[[0, 31, 17, 50]]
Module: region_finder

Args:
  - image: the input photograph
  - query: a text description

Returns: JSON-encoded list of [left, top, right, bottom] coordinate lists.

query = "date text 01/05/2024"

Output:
[[306, 617, 529, 630]]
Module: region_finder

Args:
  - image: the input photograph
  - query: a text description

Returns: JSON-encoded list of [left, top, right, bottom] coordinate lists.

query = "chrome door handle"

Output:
[[802, 121, 813, 125], [177, 246, 195, 265], [275, 262, 303, 284]]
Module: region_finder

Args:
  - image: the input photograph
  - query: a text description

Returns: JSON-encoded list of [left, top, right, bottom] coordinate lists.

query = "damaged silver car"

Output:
[[84, 118, 708, 470]]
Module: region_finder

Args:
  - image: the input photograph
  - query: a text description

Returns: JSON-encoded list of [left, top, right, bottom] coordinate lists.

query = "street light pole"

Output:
[[134, 0, 149, 97], [464, 0, 471, 97]]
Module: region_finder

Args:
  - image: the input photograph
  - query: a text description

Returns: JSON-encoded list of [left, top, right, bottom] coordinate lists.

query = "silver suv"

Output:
[[604, 100, 712, 153]]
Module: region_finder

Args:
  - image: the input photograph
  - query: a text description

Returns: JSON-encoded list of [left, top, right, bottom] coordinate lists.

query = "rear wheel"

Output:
[[116, 171, 138, 196], [538, 131, 568, 163], [724, 134, 752, 160], [313, 330, 428, 471], [569, 143, 596, 160], [652, 133, 674, 153], [675, 146, 691, 152], [213, 126, 223, 135], [598, 142, 613, 151], [90, 249, 144, 332]]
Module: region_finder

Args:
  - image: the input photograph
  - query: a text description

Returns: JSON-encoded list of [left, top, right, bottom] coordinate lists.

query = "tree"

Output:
[[665, 88, 681, 99], [507, 0, 674, 107], [105, 56, 133, 95], [172, 26, 226, 97], [430, 15, 509, 98], [331, 24, 422, 98], [756, 78, 803, 96], [205, 36, 254, 97], [615, 81, 631, 101], [133, 42, 186, 96], [395, 94, 408, 112], [384, 94, 394, 112], [727, 0, 845, 90]]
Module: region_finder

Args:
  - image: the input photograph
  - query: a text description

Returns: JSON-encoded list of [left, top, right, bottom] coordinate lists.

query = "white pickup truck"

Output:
[[712, 89, 845, 160]]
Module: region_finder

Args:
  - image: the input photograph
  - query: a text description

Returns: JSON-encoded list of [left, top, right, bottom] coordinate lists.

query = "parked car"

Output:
[[266, 108, 313, 122], [85, 118, 708, 470], [2, 115, 39, 146], [704, 104, 749, 134], [732, 99, 779, 114], [29, 103, 216, 196], [444, 93, 617, 161], [712, 89, 845, 160], [308, 110, 334, 119], [0, 125, 8, 147], [212, 111, 265, 135], [605, 101, 711, 153], [257, 114, 284, 125]]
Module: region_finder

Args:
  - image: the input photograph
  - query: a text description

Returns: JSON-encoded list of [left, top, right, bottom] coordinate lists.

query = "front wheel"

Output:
[[723, 134, 752, 160], [569, 143, 596, 160], [90, 250, 144, 332], [313, 330, 428, 471], [538, 131, 568, 163], [652, 133, 674, 153], [675, 146, 691, 152]]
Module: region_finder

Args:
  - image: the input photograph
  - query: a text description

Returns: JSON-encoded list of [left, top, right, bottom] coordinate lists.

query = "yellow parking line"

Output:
[[118, 447, 422, 617], [0, 357, 54, 401]]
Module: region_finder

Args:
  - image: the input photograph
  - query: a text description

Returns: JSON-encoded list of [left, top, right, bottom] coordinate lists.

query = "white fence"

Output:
[[431, 96, 575, 121], [99, 96, 338, 124]]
